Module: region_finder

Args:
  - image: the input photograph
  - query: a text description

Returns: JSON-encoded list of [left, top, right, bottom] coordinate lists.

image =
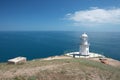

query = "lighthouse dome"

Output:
[[81, 33, 88, 38]]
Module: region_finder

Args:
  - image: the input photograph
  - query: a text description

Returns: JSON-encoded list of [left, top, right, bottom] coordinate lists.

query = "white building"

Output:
[[79, 33, 90, 56], [65, 33, 105, 58], [8, 57, 27, 64]]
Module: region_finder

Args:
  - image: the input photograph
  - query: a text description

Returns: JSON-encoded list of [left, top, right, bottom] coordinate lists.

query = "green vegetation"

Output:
[[0, 58, 120, 80]]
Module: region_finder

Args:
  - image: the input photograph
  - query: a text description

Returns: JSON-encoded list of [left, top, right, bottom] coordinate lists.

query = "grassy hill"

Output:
[[0, 57, 120, 80]]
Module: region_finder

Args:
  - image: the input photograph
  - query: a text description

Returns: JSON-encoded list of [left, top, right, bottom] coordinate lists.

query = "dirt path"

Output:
[[42, 56, 72, 60]]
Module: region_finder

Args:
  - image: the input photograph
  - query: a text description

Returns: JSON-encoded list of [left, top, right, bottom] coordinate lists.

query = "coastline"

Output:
[[1, 52, 120, 67], [0, 52, 120, 67]]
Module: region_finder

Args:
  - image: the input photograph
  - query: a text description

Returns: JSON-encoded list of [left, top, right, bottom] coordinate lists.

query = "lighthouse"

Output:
[[79, 33, 90, 56], [66, 33, 105, 58]]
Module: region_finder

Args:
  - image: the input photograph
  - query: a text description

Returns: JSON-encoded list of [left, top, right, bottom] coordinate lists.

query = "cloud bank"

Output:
[[66, 7, 120, 26]]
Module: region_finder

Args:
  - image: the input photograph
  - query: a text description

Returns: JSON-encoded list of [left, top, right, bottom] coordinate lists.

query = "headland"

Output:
[[0, 54, 120, 80]]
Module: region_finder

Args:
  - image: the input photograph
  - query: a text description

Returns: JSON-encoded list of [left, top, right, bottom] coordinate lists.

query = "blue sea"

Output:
[[0, 31, 120, 62]]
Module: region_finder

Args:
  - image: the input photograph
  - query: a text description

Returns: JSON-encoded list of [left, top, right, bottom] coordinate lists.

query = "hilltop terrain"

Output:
[[0, 56, 120, 80]]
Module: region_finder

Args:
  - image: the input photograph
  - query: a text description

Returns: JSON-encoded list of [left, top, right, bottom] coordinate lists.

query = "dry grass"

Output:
[[0, 58, 120, 80]]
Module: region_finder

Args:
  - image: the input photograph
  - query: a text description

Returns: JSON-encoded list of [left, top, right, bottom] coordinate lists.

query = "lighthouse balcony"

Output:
[[80, 43, 90, 46]]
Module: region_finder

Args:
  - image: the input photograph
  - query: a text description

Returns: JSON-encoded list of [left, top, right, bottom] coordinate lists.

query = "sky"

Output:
[[0, 0, 120, 31]]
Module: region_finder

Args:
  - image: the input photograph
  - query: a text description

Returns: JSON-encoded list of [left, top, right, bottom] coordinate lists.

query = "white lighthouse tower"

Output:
[[80, 33, 90, 56], [66, 33, 105, 58]]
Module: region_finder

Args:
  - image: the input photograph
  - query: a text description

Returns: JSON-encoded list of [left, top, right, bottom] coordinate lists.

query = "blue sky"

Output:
[[0, 0, 120, 31]]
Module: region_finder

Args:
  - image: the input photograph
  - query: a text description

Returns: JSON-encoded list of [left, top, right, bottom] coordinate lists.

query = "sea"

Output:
[[0, 31, 120, 62]]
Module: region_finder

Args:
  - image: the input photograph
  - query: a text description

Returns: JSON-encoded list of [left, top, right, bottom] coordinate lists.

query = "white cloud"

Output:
[[66, 7, 120, 26]]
